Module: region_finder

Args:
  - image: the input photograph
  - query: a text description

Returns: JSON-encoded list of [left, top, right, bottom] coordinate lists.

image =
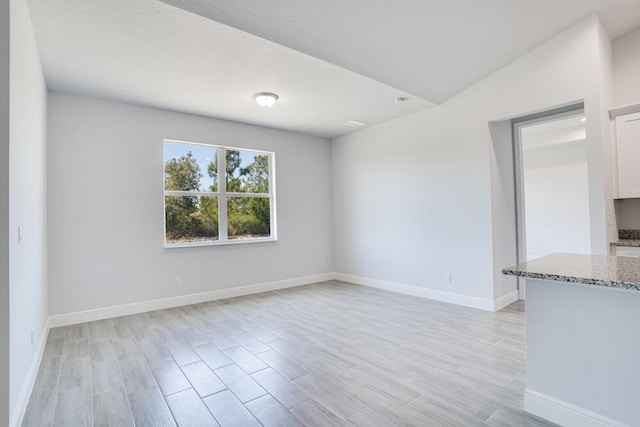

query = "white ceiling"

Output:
[[26, 0, 640, 138], [521, 115, 587, 151]]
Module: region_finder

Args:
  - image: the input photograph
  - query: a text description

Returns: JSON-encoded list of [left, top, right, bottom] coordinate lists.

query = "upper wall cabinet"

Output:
[[613, 110, 640, 199]]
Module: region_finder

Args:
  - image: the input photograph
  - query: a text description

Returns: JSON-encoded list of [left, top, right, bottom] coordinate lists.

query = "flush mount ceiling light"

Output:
[[253, 92, 279, 108], [580, 117, 587, 122], [395, 96, 411, 104]]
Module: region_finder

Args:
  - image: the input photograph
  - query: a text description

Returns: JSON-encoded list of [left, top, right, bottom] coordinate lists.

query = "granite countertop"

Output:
[[611, 240, 640, 247], [503, 253, 640, 291], [614, 230, 640, 247]]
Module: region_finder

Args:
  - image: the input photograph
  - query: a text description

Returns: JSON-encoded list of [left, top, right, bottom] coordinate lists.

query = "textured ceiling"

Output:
[[26, 0, 640, 138], [27, 0, 434, 138], [158, 0, 640, 104]]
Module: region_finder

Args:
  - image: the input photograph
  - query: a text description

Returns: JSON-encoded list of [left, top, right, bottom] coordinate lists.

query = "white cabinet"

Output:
[[615, 111, 640, 198], [615, 246, 640, 257]]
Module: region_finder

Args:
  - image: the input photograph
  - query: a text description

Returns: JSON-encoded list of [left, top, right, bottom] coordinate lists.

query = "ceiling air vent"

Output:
[[344, 119, 368, 128]]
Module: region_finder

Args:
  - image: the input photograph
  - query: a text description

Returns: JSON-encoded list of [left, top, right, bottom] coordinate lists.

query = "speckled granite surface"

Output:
[[612, 239, 640, 247], [503, 253, 640, 291], [619, 229, 640, 240], [613, 229, 640, 246]]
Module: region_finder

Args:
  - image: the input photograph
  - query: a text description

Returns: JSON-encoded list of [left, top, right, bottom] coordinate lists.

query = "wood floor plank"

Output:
[[292, 373, 364, 419], [92, 359, 124, 395], [166, 388, 220, 426], [42, 336, 65, 360], [114, 337, 142, 359], [347, 406, 398, 427], [181, 360, 227, 398], [214, 364, 267, 403], [89, 340, 117, 363], [58, 357, 90, 392], [165, 339, 201, 366], [88, 319, 113, 342], [223, 345, 268, 374], [485, 407, 560, 427], [251, 367, 310, 409], [128, 386, 176, 426], [93, 388, 134, 427], [154, 323, 182, 344], [408, 391, 486, 426], [52, 387, 93, 427], [118, 354, 158, 393], [150, 359, 191, 396], [245, 394, 304, 427], [291, 399, 350, 427], [64, 323, 89, 341], [208, 331, 239, 350], [203, 390, 261, 427], [140, 339, 173, 365], [62, 338, 89, 361], [194, 343, 234, 370], [241, 324, 280, 344], [350, 384, 442, 426], [257, 348, 309, 380], [229, 331, 272, 353], [22, 383, 57, 427], [33, 356, 61, 388]]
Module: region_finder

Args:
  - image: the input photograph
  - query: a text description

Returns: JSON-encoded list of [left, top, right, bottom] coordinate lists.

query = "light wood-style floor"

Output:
[[22, 281, 556, 426]]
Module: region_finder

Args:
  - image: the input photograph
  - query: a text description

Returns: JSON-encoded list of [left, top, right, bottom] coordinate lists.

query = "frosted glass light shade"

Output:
[[253, 92, 279, 108]]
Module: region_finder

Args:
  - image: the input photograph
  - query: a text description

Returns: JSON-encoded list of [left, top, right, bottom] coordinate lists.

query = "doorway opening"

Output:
[[513, 105, 589, 299]]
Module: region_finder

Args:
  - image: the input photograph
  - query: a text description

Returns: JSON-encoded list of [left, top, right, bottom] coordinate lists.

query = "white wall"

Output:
[[8, 0, 48, 424], [332, 16, 611, 306], [615, 199, 640, 230], [525, 278, 640, 426], [0, 0, 10, 424], [612, 25, 640, 107], [597, 20, 616, 246], [489, 120, 518, 303], [522, 142, 591, 259], [47, 92, 333, 316]]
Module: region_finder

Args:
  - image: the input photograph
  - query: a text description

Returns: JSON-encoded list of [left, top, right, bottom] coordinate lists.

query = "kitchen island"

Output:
[[503, 253, 640, 427]]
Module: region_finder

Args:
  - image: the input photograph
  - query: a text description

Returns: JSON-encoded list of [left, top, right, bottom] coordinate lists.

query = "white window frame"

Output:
[[163, 139, 277, 248]]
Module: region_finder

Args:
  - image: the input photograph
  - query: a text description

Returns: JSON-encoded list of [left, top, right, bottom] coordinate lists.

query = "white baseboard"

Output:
[[11, 317, 50, 427], [334, 273, 501, 311], [524, 389, 628, 427], [493, 290, 519, 311], [49, 273, 335, 327]]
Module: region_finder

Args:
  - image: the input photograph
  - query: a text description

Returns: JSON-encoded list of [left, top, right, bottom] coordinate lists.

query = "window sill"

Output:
[[164, 237, 277, 249]]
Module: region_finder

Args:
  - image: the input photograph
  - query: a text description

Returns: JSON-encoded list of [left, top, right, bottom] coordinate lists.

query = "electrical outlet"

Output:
[[18, 225, 22, 244], [445, 273, 452, 283], [173, 277, 181, 288]]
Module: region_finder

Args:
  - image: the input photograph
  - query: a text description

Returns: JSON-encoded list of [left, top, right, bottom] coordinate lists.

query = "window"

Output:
[[163, 140, 276, 247]]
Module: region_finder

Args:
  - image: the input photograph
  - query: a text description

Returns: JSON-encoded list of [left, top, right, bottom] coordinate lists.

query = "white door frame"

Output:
[[512, 105, 585, 300]]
